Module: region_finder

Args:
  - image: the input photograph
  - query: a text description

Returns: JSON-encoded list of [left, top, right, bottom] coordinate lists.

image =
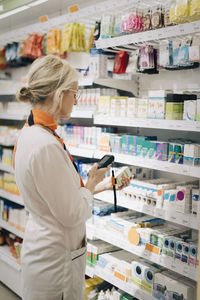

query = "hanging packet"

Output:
[[0, 48, 6, 69], [61, 24, 73, 52], [113, 51, 129, 74]]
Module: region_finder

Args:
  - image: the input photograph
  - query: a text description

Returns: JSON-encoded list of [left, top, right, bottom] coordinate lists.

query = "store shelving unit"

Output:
[[0, 0, 199, 298], [94, 190, 199, 230], [0, 113, 27, 121], [95, 266, 153, 300], [0, 189, 23, 206], [96, 20, 200, 49], [94, 115, 200, 132], [86, 222, 198, 282], [67, 146, 200, 177], [0, 220, 24, 239], [0, 163, 14, 174], [0, 245, 22, 297]]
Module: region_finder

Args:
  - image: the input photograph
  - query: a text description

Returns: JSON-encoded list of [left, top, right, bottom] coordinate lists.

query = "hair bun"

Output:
[[16, 86, 34, 103]]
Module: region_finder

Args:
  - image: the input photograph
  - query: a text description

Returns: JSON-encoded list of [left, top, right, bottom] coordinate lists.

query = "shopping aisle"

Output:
[[0, 283, 21, 300]]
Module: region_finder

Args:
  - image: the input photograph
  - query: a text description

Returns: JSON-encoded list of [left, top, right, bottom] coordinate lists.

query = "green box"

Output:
[[121, 135, 128, 154], [136, 137, 146, 156], [148, 141, 157, 159]]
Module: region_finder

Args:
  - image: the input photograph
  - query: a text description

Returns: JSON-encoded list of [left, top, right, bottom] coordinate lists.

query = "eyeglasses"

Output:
[[68, 89, 81, 101]]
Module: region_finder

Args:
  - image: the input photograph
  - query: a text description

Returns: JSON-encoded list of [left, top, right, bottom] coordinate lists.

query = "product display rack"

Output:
[[0, 162, 14, 174], [0, 113, 28, 121], [0, 219, 24, 239], [86, 222, 198, 282], [94, 191, 199, 230], [67, 146, 200, 178], [0, 189, 23, 206], [0, 0, 200, 298], [95, 20, 200, 49], [94, 115, 200, 132], [0, 245, 22, 297]]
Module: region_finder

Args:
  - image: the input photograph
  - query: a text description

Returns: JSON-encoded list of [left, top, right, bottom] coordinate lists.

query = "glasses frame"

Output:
[[68, 88, 81, 101]]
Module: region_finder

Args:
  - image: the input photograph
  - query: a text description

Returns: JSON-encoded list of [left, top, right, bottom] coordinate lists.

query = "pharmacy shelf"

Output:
[[79, 76, 138, 94], [0, 140, 15, 147], [85, 265, 96, 278], [0, 245, 21, 272], [0, 113, 27, 121], [70, 110, 95, 119], [0, 189, 23, 206], [67, 145, 94, 159], [68, 146, 200, 178], [94, 115, 200, 132], [86, 223, 197, 282], [94, 191, 199, 230], [94, 78, 139, 95], [0, 219, 24, 239], [96, 20, 200, 49], [0, 163, 14, 174], [95, 266, 153, 300], [0, 246, 22, 297], [0, 0, 138, 46]]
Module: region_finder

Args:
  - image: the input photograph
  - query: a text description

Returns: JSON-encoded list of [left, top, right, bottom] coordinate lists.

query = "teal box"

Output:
[[128, 135, 137, 156], [148, 141, 157, 159], [121, 135, 128, 154], [142, 140, 151, 158], [136, 137, 146, 156]]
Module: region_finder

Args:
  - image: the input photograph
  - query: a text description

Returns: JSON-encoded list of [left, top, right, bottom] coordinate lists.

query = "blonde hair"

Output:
[[16, 55, 80, 105]]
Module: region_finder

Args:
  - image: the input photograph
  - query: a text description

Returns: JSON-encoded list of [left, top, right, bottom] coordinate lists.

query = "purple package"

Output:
[[156, 142, 169, 161]]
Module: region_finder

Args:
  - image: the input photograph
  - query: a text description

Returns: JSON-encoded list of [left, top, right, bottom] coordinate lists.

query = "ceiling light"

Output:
[[0, 5, 29, 19], [28, 0, 48, 7]]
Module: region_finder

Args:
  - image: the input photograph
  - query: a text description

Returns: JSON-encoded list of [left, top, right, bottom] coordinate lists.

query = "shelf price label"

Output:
[[68, 5, 79, 13]]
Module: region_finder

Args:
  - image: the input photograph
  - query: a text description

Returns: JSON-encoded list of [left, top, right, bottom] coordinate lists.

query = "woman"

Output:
[[15, 55, 129, 300]]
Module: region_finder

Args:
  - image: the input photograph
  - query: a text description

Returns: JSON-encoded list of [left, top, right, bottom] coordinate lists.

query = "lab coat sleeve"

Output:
[[29, 142, 93, 227]]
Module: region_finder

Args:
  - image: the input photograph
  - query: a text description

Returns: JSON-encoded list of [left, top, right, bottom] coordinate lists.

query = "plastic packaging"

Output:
[[113, 51, 129, 74]]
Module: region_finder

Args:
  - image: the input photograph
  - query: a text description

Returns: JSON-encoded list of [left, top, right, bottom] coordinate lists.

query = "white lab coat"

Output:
[[15, 125, 93, 300]]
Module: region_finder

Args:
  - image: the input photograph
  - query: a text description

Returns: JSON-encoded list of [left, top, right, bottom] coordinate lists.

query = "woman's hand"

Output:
[[93, 173, 132, 194], [85, 163, 108, 194]]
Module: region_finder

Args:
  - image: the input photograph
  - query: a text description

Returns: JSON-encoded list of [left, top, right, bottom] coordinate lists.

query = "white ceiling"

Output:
[[0, 0, 101, 35]]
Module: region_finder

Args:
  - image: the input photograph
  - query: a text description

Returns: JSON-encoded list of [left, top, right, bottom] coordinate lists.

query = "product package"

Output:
[[113, 51, 129, 74], [183, 95, 197, 120]]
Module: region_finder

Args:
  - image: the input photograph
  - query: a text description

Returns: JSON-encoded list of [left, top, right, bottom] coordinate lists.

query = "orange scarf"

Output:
[[13, 110, 84, 187]]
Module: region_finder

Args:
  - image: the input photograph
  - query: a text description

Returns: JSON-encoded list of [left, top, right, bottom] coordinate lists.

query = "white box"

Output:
[[192, 189, 199, 215], [127, 97, 138, 118], [153, 272, 195, 300], [189, 45, 200, 62], [137, 98, 148, 118], [163, 189, 177, 209], [183, 100, 197, 121]]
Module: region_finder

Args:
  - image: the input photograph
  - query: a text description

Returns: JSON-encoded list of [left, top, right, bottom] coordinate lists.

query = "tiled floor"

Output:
[[0, 282, 21, 300]]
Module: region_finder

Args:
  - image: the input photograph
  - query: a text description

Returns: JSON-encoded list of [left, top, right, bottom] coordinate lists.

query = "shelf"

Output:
[[86, 224, 198, 282], [95, 266, 153, 300], [96, 20, 200, 49], [0, 219, 24, 238], [85, 265, 96, 278], [67, 146, 94, 159], [94, 78, 138, 95], [94, 115, 200, 132], [0, 246, 22, 297], [0, 163, 14, 174], [0, 189, 23, 206], [0, 0, 136, 46], [94, 191, 199, 230], [0, 140, 15, 147], [67, 146, 200, 178], [0, 113, 27, 121], [70, 110, 95, 119], [0, 245, 21, 272]]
